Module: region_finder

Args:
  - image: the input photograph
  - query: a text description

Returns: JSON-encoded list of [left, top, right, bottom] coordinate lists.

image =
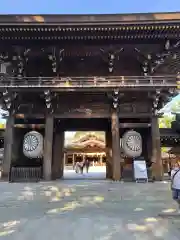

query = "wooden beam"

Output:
[[119, 123, 151, 128], [14, 113, 152, 119], [111, 110, 121, 181], [64, 148, 107, 153], [151, 116, 163, 181], [43, 115, 54, 181], [0, 86, 175, 93], [54, 113, 110, 119], [52, 131, 64, 179], [106, 130, 113, 179]]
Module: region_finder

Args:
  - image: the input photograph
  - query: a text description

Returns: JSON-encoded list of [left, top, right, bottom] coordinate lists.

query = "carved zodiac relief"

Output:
[[23, 131, 43, 158], [122, 130, 142, 157]]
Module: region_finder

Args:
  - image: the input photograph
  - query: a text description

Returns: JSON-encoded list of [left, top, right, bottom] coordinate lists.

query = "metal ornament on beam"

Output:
[[112, 89, 120, 109], [152, 89, 161, 116], [100, 48, 124, 73], [2, 90, 17, 112], [48, 48, 64, 73], [44, 90, 54, 113], [2, 89, 11, 110]]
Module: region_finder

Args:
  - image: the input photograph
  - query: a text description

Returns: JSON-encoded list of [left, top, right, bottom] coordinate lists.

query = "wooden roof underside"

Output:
[[0, 13, 179, 46], [0, 13, 180, 82], [0, 13, 179, 35], [0, 13, 180, 37], [0, 12, 180, 25]]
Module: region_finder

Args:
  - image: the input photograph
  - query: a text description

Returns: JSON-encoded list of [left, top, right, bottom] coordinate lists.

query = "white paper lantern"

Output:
[[23, 131, 43, 158], [122, 130, 142, 157]]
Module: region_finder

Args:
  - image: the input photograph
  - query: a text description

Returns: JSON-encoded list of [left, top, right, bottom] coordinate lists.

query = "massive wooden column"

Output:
[[111, 110, 121, 180], [1, 114, 14, 181], [105, 130, 112, 179], [43, 115, 54, 181], [151, 116, 163, 180], [52, 130, 64, 179]]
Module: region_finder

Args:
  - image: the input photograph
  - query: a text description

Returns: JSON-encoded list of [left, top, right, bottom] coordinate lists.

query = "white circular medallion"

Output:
[[23, 131, 43, 158], [122, 130, 142, 157]]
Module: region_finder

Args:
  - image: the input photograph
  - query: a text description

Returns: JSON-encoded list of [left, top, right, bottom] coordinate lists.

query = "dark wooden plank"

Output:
[[14, 113, 152, 119], [119, 123, 151, 128]]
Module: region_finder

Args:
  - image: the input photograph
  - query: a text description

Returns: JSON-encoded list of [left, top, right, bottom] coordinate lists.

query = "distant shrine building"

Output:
[[64, 132, 106, 166], [0, 13, 179, 181]]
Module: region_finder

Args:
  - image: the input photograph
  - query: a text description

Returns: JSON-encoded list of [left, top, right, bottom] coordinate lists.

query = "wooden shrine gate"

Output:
[[0, 12, 179, 181]]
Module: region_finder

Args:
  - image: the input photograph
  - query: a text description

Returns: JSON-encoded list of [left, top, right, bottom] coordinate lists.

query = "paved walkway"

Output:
[[63, 166, 106, 179], [0, 180, 179, 239]]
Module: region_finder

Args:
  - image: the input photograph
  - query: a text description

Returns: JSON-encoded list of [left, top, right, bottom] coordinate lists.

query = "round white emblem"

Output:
[[122, 130, 142, 157], [23, 131, 43, 158]]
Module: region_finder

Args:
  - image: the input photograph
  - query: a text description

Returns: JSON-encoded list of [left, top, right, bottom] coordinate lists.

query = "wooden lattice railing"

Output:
[[0, 73, 177, 89], [10, 167, 42, 182]]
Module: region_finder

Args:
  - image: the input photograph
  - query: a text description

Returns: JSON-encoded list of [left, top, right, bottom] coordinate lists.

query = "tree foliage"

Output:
[[159, 115, 175, 128], [159, 96, 180, 128]]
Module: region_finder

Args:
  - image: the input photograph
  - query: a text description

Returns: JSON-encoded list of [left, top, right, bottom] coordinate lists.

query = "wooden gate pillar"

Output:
[[105, 130, 112, 179], [151, 116, 163, 180], [43, 115, 54, 181], [52, 131, 64, 179], [1, 114, 14, 181], [52, 130, 64, 179], [111, 110, 121, 180]]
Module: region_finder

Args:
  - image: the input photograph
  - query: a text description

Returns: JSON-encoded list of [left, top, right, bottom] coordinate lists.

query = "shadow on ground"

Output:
[[0, 181, 179, 239]]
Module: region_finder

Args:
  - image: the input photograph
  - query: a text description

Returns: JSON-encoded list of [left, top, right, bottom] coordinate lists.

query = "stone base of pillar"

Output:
[[151, 162, 163, 181]]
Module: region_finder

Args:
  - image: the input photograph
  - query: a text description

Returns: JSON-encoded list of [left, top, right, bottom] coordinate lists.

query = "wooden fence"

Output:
[[10, 167, 42, 182]]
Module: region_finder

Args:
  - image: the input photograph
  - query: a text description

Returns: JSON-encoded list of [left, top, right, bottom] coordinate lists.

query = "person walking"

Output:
[[84, 159, 90, 173], [74, 161, 80, 173], [74, 161, 84, 174], [171, 161, 180, 213]]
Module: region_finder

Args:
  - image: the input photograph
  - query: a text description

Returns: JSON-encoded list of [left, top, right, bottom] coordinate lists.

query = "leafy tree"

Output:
[[159, 115, 175, 128], [161, 147, 169, 153]]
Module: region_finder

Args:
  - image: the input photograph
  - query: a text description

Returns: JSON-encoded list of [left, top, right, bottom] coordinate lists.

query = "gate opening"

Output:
[[63, 131, 106, 179]]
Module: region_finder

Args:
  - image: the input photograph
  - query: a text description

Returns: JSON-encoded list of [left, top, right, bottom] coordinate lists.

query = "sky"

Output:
[[0, 0, 180, 14], [160, 94, 180, 113]]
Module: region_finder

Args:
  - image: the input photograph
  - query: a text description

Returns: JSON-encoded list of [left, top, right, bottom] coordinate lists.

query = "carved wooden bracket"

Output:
[[48, 47, 64, 73], [1, 90, 17, 113], [100, 47, 123, 73], [44, 90, 54, 113], [112, 89, 119, 109]]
